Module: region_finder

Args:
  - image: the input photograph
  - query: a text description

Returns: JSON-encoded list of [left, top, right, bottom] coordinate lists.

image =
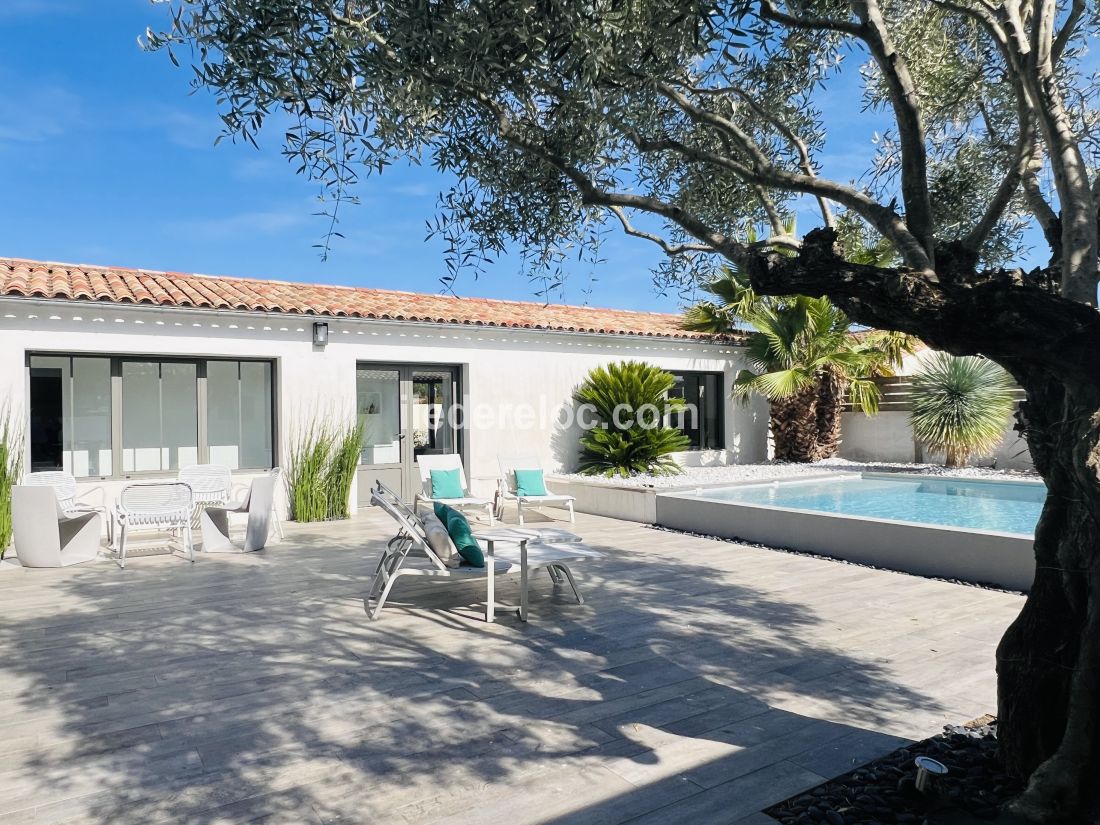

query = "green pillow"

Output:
[[433, 503, 485, 567], [514, 468, 548, 497], [430, 468, 465, 499]]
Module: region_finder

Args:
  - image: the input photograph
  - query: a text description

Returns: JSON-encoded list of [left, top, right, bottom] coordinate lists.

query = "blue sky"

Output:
[[0, 1, 1045, 313]]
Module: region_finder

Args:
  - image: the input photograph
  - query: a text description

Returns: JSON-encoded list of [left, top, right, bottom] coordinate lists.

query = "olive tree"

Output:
[[146, 1, 1100, 818]]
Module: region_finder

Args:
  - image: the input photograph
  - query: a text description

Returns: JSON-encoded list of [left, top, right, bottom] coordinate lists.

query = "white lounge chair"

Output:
[[114, 482, 195, 568], [413, 453, 495, 526], [11, 486, 103, 568], [368, 481, 601, 622], [200, 473, 277, 553], [23, 470, 114, 546], [497, 456, 575, 525]]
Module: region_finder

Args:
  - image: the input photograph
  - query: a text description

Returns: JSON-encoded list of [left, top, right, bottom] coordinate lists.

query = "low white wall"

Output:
[[841, 412, 1034, 470], [547, 477, 662, 523], [655, 491, 1036, 592], [839, 412, 915, 463]]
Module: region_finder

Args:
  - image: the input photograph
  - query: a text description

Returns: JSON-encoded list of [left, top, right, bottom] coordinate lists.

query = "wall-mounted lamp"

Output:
[[312, 321, 330, 348]]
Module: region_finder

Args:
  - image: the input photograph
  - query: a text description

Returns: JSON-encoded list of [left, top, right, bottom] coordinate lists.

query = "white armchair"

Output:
[[12, 486, 102, 568], [200, 473, 277, 553], [23, 470, 113, 545]]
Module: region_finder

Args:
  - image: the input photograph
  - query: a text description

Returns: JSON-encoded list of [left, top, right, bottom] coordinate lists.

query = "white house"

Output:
[[0, 257, 766, 513]]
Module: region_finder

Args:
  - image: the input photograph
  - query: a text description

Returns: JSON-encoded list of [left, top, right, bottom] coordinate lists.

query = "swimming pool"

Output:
[[696, 475, 1044, 536], [655, 473, 1042, 591]]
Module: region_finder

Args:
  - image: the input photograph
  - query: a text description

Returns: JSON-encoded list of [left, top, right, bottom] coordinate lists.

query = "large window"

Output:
[[122, 361, 199, 472], [669, 371, 725, 450], [28, 355, 275, 477], [29, 356, 113, 476], [207, 360, 274, 470]]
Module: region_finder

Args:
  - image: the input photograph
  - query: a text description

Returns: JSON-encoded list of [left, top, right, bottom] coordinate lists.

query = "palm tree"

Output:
[[910, 353, 1016, 467], [685, 267, 915, 462]]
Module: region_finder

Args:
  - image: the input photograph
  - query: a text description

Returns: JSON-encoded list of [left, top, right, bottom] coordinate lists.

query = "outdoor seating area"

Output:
[[0, 508, 1023, 824], [9, 464, 285, 569]]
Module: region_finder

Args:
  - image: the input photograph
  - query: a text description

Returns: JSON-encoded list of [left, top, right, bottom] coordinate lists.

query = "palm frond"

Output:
[[846, 378, 882, 415]]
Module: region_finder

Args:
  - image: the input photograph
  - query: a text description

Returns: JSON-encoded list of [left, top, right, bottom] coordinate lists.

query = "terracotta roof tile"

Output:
[[0, 257, 735, 342]]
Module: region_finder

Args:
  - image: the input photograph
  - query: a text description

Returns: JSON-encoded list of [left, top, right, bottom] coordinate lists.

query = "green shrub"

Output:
[[910, 353, 1016, 468], [287, 419, 363, 522], [574, 361, 690, 478], [0, 405, 24, 559]]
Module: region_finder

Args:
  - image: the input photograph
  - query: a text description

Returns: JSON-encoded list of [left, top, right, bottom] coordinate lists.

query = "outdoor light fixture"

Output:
[[914, 756, 948, 793], [313, 321, 329, 348]]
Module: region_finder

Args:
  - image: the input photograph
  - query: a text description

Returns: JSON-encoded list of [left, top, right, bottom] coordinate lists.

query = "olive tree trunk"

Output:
[[995, 371, 1100, 822], [751, 230, 1100, 821]]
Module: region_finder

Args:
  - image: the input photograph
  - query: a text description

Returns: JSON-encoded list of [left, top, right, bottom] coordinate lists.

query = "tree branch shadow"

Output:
[[0, 510, 991, 825]]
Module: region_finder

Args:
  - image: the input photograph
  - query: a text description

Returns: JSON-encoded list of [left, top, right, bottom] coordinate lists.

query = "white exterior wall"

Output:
[[0, 298, 767, 511]]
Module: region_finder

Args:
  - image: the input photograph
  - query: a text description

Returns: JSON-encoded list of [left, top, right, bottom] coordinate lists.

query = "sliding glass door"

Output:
[[356, 363, 461, 503]]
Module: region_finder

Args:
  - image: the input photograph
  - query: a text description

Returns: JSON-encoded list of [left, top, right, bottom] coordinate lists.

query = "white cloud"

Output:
[[387, 182, 433, 198], [168, 209, 306, 241], [0, 0, 78, 18], [153, 107, 225, 150], [0, 82, 81, 144]]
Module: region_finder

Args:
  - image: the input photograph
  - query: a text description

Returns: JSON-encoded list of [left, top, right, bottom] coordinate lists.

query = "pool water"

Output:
[[697, 475, 1045, 536]]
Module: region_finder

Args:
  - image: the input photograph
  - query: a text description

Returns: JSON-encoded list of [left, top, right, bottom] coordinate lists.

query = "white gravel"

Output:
[[551, 458, 1038, 489]]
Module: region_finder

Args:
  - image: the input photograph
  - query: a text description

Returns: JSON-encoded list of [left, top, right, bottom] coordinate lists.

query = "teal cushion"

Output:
[[430, 468, 464, 499], [514, 468, 548, 497], [433, 503, 485, 567]]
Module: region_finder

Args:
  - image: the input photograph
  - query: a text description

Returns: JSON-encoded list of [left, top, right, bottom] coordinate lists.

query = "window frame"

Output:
[[25, 352, 279, 480], [668, 370, 726, 450]]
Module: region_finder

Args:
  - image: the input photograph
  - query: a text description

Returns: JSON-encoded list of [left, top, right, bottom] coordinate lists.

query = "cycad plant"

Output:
[[910, 353, 1015, 467], [0, 405, 24, 559], [685, 267, 914, 462], [286, 418, 363, 522], [574, 361, 690, 477]]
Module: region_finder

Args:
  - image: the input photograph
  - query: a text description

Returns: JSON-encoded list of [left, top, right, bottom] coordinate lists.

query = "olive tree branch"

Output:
[[849, 0, 935, 261], [1052, 0, 1086, 62], [758, 0, 865, 35], [651, 82, 931, 269], [726, 87, 837, 228], [606, 206, 719, 256]]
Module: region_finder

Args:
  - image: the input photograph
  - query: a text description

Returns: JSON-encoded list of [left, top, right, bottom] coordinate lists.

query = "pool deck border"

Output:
[[655, 474, 1037, 592]]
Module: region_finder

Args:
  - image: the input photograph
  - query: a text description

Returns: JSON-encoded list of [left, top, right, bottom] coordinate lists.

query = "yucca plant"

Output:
[[910, 353, 1016, 468], [685, 266, 915, 462], [574, 361, 690, 477], [0, 405, 24, 560]]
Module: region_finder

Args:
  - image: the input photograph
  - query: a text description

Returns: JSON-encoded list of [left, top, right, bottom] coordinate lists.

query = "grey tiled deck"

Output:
[[0, 509, 1023, 824]]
